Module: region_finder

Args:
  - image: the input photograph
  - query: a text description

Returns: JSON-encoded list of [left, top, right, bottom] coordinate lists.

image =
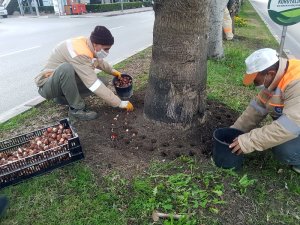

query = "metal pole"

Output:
[[17, 0, 25, 16], [121, 0, 123, 12], [279, 26, 287, 57], [27, 0, 33, 14], [34, 0, 39, 16]]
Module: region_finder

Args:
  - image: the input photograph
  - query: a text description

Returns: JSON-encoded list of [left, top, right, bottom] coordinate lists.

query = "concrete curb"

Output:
[[0, 96, 45, 123]]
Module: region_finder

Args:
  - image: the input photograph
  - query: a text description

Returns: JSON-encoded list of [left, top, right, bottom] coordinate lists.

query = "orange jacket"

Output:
[[232, 59, 300, 153]]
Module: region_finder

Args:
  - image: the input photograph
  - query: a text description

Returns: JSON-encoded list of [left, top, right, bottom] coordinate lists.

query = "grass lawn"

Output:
[[0, 1, 299, 224]]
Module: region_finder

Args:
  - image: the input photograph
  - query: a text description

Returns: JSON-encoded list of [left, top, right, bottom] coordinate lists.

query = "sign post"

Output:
[[268, 0, 300, 57]]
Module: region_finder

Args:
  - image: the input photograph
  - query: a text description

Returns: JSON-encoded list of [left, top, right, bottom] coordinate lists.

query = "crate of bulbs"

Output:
[[0, 118, 84, 189]]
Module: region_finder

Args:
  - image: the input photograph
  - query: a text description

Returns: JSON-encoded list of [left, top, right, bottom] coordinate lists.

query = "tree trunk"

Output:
[[144, 0, 210, 129], [207, 0, 229, 59]]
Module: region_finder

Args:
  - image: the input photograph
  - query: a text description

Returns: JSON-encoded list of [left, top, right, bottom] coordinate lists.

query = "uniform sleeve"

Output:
[[231, 99, 268, 132], [70, 55, 121, 107], [238, 81, 300, 154], [94, 58, 114, 75]]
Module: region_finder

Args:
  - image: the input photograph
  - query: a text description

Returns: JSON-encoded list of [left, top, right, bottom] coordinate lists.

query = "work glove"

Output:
[[119, 101, 134, 111], [112, 70, 122, 79]]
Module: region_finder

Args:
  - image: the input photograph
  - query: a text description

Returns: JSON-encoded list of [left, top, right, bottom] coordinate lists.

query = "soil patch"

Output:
[[75, 90, 239, 178]]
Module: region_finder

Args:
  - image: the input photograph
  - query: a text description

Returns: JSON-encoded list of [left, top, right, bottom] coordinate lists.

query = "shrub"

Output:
[[234, 15, 247, 27], [86, 2, 143, 13]]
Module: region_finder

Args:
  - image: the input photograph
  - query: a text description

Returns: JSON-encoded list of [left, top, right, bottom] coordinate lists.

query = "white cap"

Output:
[[243, 48, 279, 85]]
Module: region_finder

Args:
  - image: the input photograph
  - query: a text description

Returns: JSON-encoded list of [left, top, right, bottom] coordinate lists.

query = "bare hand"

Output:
[[229, 137, 243, 155]]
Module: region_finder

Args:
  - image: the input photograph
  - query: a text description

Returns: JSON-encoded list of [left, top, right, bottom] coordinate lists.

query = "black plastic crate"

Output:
[[0, 118, 84, 189]]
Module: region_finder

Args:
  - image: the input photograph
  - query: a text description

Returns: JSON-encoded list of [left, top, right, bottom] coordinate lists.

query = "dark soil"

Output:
[[75, 90, 239, 178], [0, 47, 239, 179]]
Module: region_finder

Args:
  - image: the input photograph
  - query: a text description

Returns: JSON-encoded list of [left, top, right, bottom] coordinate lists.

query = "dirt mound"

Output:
[[75, 90, 239, 178]]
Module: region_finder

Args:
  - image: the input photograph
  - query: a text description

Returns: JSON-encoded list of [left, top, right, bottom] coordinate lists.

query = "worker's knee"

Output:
[[272, 136, 300, 165], [55, 63, 75, 80]]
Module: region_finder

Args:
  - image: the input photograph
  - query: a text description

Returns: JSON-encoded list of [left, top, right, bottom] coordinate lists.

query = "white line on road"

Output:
[[140, 19, 153, 23], [0, 46, 41, 58], [111, 26, 124, 30]]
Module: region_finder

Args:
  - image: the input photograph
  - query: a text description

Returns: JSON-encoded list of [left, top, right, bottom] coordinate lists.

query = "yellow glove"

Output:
[[119, 101, 134, 111], [112, 70, 122, 79]]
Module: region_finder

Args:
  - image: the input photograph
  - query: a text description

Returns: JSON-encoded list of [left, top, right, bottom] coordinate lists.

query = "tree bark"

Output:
[[144, 0, 210, 129], [207, 0, 229, 59]]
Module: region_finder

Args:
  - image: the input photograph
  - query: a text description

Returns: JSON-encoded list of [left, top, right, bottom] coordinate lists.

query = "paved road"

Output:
[[0, 9, 154, 122], [249, 0, 300, 58]]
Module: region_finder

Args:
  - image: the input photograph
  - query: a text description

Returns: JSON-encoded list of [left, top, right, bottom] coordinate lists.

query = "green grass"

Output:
[[0, 101, 57, 132], [1, 1, 300, 224], [0, 157, 259, 225]]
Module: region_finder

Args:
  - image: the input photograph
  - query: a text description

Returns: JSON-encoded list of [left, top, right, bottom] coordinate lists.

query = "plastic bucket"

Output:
[[113, 74, 133, 100], [212, 128, 244, 170]]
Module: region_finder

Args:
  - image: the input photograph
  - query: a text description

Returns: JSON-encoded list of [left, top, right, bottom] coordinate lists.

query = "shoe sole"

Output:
[[292, 166, 300, 174], [68, 112, 98, 121]]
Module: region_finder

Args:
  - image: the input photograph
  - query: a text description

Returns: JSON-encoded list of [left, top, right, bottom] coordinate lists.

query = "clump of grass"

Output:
[[234, 15, 247, 27]]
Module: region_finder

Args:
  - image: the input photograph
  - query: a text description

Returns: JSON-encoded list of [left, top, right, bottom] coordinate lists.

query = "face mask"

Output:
[[96, 49, 108, 59]]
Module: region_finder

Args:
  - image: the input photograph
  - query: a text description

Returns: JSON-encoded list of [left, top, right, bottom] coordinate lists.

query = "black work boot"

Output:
[[0, 196, 8, 216], [68, 107, 98, 121]]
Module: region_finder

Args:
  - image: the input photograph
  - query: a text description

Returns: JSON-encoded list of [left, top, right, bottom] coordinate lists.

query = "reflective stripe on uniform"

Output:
[[277, 115, 300, 135], [89, 79, 102, 92], [66, 39, 77, 58], [250, 99, 268, 115]]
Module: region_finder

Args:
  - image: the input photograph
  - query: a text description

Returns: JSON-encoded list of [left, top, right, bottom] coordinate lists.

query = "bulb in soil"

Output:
[[56, 134, 62, 141], [111, 133, 118, 140]]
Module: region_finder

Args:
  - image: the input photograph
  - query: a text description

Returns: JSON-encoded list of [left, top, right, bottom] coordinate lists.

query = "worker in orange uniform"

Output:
[[35, 26, 133, 121], [229, 48, 300, 174], [223, 6, 234, 41]]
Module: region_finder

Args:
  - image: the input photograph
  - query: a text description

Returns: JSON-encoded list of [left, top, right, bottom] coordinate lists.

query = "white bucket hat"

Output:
[[243, 48, 279, 85]]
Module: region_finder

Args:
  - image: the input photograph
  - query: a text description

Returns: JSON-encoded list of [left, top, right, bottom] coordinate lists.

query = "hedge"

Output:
[[86, 2, 143, 13], [21, 2, 152, 15]]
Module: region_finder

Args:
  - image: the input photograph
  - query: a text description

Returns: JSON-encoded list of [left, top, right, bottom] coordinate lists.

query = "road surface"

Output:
[[249, 0, 300, 58], [0, 10, 154, 121]]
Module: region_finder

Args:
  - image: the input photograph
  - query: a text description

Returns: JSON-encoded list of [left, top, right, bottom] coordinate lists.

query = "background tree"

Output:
[[227, 0, 243, 34], [144, 0, 211, 129], [207, 0, 229, 59]]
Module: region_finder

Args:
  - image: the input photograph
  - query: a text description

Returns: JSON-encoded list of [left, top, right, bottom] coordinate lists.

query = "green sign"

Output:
[[268, 0, 300, 26]]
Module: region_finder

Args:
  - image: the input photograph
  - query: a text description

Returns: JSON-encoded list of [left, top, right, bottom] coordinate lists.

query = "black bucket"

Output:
[[212, 128, 244, 170], [113, 74, 133, 100]]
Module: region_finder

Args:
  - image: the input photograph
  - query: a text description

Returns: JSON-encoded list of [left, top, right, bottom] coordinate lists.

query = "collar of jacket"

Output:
[[267, 57, 288, 91], [87, 38, 96, 58]]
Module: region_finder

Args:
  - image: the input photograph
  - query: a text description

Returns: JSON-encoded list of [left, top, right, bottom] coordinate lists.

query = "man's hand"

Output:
[[119, 101, 134, 111], [229, 137, 243, 155], [112, 70, 122, 79]]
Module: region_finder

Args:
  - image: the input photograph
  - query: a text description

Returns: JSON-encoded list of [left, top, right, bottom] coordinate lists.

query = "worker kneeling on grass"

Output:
[[229, 48, 300, 174], [34, 25, 133, 121]]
